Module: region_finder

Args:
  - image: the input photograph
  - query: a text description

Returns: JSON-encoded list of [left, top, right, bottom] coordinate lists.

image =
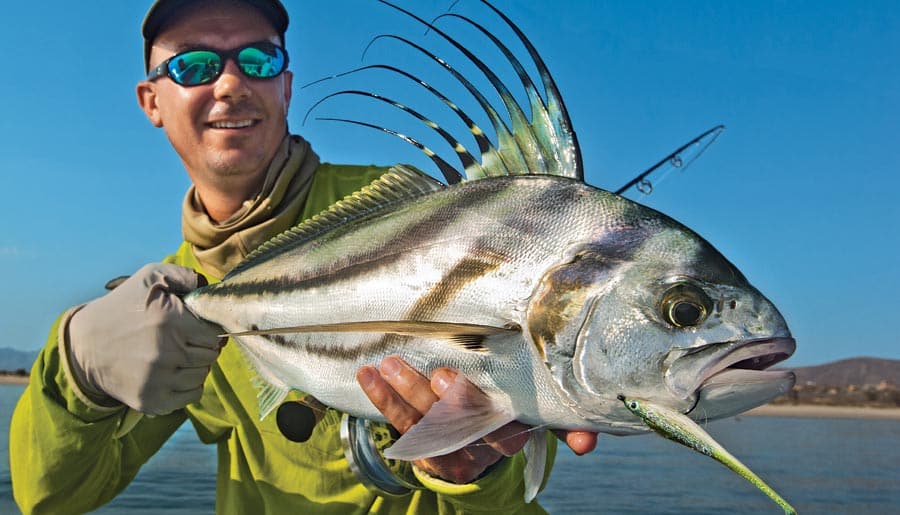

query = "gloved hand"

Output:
[[67, 263, 224, 415]]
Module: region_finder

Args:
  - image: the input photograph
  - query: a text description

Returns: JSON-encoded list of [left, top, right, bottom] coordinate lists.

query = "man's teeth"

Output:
[[210, 120, 254, 129]]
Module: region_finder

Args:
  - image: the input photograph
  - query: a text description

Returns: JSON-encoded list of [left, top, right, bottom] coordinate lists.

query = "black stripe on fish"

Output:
[[207, 181, 523, 299], [452, 334, 490, 352], [244, 321, 413, 362], [251, 330, 496, 361], [344, 250, 514, 359], [225, 167, 443, 279], [405, 250, 509, 321]]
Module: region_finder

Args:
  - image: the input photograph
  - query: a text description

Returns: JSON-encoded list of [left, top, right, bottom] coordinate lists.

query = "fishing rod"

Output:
[[615, 124, 725, 196]]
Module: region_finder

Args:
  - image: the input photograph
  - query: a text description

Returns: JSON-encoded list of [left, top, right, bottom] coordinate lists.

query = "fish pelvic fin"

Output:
[[383, 373, 515, 460], [237, 339, 292, 420], [225, 166, 444, 279], [523, 429, 548, 503], [253, 376, 290, 420]]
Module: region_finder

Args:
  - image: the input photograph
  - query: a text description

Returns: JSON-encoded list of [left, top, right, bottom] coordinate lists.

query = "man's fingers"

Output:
[[357, 365, 421, 434], [482, 421, 532, 456], [173, 315, 226, 349], [554, 429, 598, 455], [151, 263, 207, 295], [429, 369, 528, 456], [181, 342, 221, 367], [378, 356, 438, 414], [172, 366, 211, 391], [158, 387, 204, 415]]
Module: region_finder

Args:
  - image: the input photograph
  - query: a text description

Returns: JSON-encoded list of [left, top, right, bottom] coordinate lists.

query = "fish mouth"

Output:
[[695, 337, 795, 386], [665, 337, 796, 420]]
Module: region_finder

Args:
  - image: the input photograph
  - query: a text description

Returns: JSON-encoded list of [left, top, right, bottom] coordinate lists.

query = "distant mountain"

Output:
[[774, 357, 899, 407], [790, 357, 899, 386], [0, 347, 39, 372]]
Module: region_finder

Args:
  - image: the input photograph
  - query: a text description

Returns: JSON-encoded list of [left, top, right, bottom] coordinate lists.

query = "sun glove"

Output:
[[66, 263, 224, 415]]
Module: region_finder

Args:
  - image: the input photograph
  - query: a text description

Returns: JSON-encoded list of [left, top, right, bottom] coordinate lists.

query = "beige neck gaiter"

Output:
[[182, 134, 319, 279]]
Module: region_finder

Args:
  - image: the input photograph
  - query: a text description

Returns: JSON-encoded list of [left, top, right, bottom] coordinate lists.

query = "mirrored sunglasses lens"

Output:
[[168, 50, 222, 85], [238, 45, 285, 78]]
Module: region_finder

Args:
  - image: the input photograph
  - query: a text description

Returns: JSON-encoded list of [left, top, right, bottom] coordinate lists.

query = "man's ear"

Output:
[[136, 81, 164, 127], [282, 70, 293, 111]]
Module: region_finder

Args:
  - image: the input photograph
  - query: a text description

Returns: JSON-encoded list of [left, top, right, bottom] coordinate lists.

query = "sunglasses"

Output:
[[147, 41, 289, 87]]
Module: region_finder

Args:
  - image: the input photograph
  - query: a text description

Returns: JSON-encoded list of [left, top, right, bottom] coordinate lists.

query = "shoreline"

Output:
[[1, 376, 897, 420], [745, 404, 900, 420]]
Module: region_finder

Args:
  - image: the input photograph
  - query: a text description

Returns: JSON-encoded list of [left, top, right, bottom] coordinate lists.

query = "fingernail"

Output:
[[357, 367, 377, 389], [432, 372, 451, 394], [380, 357, 401, 378]]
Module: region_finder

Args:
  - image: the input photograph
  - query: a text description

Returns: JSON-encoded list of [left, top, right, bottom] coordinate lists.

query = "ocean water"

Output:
[[3, 383, 898, 514]]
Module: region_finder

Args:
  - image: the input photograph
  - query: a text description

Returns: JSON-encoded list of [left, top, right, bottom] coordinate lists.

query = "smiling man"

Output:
[[10, 1, 596, 513]]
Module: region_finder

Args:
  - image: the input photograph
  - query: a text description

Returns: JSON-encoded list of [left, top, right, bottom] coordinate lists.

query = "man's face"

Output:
[[138, 1, 292, 193]]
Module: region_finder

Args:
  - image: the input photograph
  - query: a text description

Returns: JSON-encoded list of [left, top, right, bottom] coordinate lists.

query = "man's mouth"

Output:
[[208, 119, 258, 129]]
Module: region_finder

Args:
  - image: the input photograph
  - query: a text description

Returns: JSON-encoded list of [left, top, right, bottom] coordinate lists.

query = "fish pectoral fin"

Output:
[[255, 379, 290, 420], [523, 429, 548, 502], [225, 320, 519, 353], [383, 373, 515, 460]]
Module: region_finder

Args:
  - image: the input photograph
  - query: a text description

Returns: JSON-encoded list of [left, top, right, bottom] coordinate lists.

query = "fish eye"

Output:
[[660, 283, 712, 328], [671, 301, 703, 326]]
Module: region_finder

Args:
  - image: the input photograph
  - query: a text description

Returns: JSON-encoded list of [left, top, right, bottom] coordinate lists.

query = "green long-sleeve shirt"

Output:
[[10, 163, 555, 514]]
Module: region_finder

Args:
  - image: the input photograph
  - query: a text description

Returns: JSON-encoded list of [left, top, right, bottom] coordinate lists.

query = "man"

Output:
[[10, 1, 597, 513]]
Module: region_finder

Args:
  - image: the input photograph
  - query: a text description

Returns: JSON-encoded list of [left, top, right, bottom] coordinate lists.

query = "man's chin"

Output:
[[203, 152, 271, 180]]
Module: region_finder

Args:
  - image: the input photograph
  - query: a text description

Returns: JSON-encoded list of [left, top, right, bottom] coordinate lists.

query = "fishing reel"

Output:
[[276, 400, 422, 496], [340, 415, 423, 496]]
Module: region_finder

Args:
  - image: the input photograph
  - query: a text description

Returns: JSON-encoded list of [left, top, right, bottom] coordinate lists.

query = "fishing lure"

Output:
[[619, 394, 797, 514]]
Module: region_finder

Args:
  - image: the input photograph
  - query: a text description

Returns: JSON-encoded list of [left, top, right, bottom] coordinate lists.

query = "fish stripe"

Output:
[[255, 330, 499, 364], [406, 250, 509, 321], [349, 250, 512, 361], [259, 332, 409, 362], [208, 180, 528, 299]]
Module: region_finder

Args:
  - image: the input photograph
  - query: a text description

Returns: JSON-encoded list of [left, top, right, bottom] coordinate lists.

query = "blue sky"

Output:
[[0, 1, 897, 367]]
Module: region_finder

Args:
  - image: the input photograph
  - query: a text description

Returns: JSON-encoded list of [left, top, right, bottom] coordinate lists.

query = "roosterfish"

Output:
[[184, 0, 797, 507]]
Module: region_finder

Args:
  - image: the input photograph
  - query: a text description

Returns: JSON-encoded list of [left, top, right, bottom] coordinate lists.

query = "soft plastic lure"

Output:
[[618, 394, 797, 514]]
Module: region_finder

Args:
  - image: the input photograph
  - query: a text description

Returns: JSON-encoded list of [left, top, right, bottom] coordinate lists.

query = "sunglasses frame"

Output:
[[146, 41, 289, 87]]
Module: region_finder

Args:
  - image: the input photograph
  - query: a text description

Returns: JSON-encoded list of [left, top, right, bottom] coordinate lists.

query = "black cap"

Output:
[[142, 0, 289, 72]]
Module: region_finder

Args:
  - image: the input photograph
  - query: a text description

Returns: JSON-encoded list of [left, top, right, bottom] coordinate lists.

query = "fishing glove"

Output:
[[66, 263, 224, 415]]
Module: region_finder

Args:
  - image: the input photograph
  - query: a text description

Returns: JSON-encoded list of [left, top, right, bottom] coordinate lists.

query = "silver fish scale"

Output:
[[180, 2, 796, 503], [187, 176, 643, 427], [187, 170, 792, 444]]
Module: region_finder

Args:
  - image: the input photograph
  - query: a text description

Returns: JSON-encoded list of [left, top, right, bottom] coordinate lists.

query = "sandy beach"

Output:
[[746, 404, 900, 420], [0, 375, 28, 385]]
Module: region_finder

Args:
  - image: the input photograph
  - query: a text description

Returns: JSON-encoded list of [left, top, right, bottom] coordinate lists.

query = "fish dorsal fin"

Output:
[[302, 1, 583, 185], [226, 165, 444, 279]]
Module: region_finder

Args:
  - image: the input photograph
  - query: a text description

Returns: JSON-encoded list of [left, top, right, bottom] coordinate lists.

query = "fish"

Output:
[[618, 395, 797, 514], [183, 0, 796, 503]]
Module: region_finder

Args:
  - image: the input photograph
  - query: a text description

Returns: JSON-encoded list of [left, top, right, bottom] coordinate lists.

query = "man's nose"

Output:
[[213, 59, 251, 101]]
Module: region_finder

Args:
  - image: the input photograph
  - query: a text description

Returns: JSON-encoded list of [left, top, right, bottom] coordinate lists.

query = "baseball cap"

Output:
[[142, 0, 289, 72]]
